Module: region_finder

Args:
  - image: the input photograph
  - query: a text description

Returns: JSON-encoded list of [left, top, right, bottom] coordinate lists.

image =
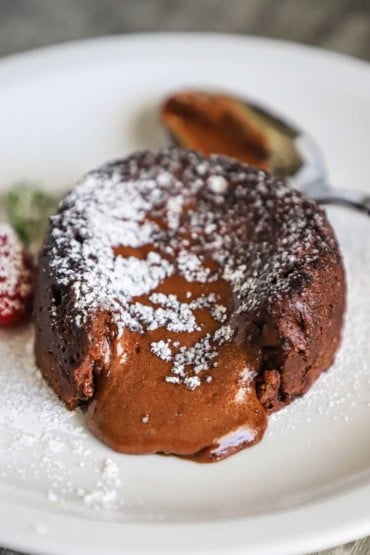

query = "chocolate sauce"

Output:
[[86, 266, 267, 461]]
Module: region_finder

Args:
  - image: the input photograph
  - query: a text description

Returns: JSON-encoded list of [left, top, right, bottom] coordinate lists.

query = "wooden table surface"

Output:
[[0, 1, 369, 554]]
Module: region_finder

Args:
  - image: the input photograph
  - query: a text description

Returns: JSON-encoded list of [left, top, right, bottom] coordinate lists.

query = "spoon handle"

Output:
[[312, 188, 370, 216]]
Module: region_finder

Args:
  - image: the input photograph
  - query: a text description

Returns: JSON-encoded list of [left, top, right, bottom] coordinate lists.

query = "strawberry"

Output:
[[0, 222, 34, 326]]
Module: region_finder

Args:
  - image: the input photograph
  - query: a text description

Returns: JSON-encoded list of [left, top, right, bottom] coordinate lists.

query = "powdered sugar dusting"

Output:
[[151, 339, 172, 361], [208, 175, 229, 194], [113, 253, 173, 298], [177, 250, 213, 283], [42, 149, 336, 391], [0, 328, 123, 512], [79, 458, 121, 509]]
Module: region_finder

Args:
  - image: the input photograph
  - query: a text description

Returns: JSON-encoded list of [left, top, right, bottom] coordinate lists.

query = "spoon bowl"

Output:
[[161, 90, 370, 215]]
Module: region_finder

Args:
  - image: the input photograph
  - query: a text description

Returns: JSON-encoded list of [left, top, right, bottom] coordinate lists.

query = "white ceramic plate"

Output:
[[0, 34, 369, 555]]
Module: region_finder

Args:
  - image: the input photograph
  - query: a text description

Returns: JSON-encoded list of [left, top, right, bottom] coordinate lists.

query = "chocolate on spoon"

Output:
[[161, 90, 370, 215], [161, 90, 302, 178]]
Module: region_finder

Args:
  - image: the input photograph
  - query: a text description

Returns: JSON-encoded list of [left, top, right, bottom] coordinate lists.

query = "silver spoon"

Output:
[[161, 91, 370, 215], [256, 102, 370, 215]]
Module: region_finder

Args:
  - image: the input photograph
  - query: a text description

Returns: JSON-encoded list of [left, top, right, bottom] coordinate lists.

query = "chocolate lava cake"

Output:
[[34, 148, 346, 462]]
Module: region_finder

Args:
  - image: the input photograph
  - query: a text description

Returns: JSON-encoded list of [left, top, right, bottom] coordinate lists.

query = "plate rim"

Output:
[[0, 31, 369, 85], [1, 483, 370, 555]]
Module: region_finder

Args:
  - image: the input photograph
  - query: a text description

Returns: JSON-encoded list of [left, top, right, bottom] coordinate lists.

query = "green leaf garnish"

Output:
[[6, 182, 60, 250]]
